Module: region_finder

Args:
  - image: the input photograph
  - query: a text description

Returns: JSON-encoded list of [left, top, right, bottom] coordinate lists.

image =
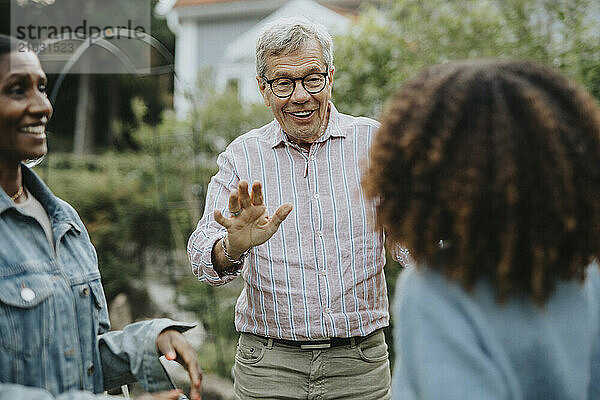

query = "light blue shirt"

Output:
[[393, 262, 600, 400], [0, 165, 194, 399]]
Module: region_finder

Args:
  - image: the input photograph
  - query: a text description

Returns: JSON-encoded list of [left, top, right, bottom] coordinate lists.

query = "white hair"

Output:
[[255, 17, 334, 79]]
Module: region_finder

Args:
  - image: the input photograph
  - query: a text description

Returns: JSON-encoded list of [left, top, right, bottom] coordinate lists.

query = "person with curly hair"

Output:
[[362, 59, 600, 399]]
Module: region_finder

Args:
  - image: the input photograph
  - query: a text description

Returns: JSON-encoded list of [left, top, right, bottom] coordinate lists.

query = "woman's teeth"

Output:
[[19, 125, 45, 134]]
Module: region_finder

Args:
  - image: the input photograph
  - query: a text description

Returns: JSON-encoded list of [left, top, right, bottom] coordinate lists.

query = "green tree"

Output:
[[334, 0, 600, 118]]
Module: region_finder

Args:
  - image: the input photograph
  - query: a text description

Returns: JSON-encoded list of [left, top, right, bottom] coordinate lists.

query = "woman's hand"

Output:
[[138, 389, 187, 400], [156, 329, 202, 400]]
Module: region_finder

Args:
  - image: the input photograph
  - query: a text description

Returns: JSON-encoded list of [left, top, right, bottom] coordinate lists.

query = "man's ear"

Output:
[[256, 75, 271, 107]]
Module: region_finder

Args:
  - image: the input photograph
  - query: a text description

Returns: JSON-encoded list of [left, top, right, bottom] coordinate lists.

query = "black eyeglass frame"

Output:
[[262, 72, 329, 98]]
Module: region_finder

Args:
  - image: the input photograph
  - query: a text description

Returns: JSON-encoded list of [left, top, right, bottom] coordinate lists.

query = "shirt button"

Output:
[[81, 287, 90, 297], [324, 307, 331, 314], [313, 193, 319, 199], [316, 230, 323, 237], [320, 269, 326, 276], [310, 155, 315, 161], [87, 364, 94, 376]]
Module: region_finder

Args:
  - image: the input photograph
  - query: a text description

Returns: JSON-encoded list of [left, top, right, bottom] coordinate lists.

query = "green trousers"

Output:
[[233, 330, 391, 400]]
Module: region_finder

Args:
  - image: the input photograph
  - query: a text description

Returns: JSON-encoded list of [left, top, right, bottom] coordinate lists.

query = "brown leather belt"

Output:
[[252, 328, 380, 350]]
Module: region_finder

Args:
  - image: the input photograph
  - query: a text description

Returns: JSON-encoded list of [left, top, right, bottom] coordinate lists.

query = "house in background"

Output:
[[155, 0, 368, 117]]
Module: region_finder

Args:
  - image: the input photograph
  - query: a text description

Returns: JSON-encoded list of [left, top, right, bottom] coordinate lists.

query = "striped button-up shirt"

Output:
[[188, 103, 408, 340]]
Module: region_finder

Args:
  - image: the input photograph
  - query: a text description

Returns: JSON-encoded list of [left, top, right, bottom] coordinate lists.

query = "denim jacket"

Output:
[[0, 165, 195, 399]]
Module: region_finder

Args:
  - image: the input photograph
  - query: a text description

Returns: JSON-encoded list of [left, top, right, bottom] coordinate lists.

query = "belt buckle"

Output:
[[300, 339, 331, 350]]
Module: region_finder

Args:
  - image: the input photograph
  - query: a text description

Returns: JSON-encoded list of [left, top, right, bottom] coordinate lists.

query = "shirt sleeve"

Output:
[[590, 325, 600, 399], [98, 318, 196, 393], [0, 384, 122, 399], [588, 261, 600, 399], [187, 149, 240, 286], [392, 269, 510, 400]]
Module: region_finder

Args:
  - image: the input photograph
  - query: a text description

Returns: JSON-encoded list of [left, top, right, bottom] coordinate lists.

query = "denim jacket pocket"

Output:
[[88, 279, 107, 310], [0, 272, 55, 356], [87, 278, 110, 335]]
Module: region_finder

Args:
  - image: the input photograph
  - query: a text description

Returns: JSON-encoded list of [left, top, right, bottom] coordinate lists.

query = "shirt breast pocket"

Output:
[[0, 272, 55, 357]]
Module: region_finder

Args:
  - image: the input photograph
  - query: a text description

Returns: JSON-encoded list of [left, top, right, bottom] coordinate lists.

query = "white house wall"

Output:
[[173, 19, 199, 117], [174, 15, 261, 117], [216, 61, 262, 103]]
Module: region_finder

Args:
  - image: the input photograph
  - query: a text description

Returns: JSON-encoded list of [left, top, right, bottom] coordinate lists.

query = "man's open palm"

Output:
[[214, 180, 293, 257]]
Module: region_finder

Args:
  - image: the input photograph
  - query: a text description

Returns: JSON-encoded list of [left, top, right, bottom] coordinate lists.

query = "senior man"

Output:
[[188, 17, 408, 400]]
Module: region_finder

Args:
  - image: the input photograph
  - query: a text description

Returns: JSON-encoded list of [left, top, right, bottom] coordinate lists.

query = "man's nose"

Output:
[[290, 81, 310, 103]]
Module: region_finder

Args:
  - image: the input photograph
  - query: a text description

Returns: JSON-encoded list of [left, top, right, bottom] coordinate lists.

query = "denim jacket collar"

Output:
[[0, 164, 81, 233]]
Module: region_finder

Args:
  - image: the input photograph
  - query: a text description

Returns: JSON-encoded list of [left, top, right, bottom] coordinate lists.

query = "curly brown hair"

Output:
[[362, 59, 600, 304]]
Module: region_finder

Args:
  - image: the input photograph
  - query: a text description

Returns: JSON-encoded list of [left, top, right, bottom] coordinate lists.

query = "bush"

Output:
[[43, 153, 176, 307]]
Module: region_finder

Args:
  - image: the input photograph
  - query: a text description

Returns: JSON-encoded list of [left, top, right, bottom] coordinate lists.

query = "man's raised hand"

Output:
[[214, 180, 293, 258]]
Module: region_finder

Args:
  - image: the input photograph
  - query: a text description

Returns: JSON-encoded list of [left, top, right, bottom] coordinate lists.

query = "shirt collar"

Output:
[[270, 101, 346, 148]]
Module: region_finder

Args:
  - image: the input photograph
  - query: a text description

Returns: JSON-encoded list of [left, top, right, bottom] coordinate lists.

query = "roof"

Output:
[[155, 0, 367, 26], [172, 0, 367, 9], [224, 0, 350, 63], [174, 0, 247, 7]]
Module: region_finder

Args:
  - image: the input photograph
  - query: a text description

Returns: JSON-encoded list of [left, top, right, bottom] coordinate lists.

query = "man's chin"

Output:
[[286, 126, 321, 142], [289, 135, 314, 145]]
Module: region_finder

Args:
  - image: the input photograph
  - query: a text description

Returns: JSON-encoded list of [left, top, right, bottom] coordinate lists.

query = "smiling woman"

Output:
[[0, 34, 202, 400], [0, 38, 52, 196]]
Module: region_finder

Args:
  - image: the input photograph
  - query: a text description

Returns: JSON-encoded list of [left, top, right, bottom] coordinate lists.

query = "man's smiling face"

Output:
[[258, 39, 333, 145]]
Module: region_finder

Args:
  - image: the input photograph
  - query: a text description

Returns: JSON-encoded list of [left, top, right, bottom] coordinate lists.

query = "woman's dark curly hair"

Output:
[[362, 59, 600, 304]]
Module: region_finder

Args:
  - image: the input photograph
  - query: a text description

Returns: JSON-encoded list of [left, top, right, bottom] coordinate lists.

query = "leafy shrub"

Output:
[[44, 153, 175, 307]]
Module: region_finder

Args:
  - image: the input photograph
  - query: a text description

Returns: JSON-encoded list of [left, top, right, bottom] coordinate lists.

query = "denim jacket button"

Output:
[[20, 287, 36, 302], [81, 287, 90, 297]]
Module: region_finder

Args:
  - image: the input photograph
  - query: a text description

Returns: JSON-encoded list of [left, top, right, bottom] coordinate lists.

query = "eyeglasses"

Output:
[[263, 72, 329, 98]]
